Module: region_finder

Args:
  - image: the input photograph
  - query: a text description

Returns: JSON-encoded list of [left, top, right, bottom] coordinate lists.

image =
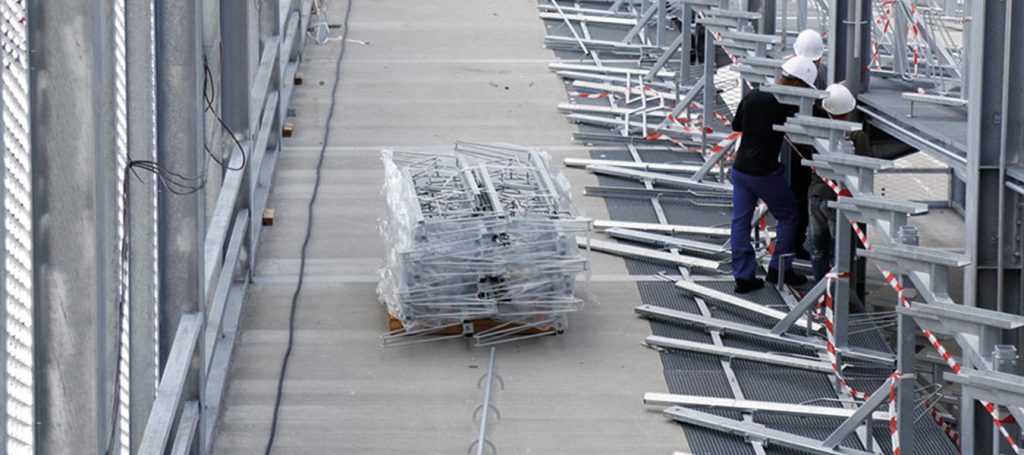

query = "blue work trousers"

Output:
[[730, 168, 799, 280]]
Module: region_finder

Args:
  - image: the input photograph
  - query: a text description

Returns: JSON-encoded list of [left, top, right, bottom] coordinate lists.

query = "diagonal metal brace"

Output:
[[822, 376, 898, 448]]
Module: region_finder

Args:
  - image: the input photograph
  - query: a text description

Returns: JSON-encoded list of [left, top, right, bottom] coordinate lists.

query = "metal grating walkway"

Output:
[[585, 128, 960, 455]]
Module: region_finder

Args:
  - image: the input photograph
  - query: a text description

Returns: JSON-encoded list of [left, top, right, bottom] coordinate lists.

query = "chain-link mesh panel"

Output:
[[875, 153, 951, 204], [113, 0, 131, 451], [1, 0, 34, 452]]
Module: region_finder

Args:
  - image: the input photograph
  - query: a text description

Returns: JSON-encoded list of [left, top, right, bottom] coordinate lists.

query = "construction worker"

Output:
[[729, 56, 816, 293], [807, 84, 873, 282], [794, 29, 828, 89], [788, 29, 828, 262]]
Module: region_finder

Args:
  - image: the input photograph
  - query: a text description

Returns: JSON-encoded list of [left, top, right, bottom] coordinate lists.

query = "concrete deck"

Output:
[[212, 1, 683, 453]]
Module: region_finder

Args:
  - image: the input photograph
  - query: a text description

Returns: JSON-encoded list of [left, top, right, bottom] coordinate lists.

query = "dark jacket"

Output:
[[732, 89, 798, 176]]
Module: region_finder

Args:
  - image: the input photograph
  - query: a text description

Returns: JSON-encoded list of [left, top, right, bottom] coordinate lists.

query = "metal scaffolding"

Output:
[[0, 0, 1021, 454], [539, 0, 1022, 454]]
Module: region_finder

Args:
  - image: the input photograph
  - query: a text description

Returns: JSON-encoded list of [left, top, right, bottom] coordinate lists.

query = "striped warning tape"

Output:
[[568, 91, 616, 100], [888, 371, 904, 455], [924, 401, 961, 446], [777, 134, 1003, 451], [813, 149, 1017, 453], [822, 271, 872, 400]]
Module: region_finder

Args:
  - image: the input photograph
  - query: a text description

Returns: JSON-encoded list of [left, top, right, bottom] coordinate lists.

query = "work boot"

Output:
[[766, 268, 809, 286], [734, 277, 764, 294]]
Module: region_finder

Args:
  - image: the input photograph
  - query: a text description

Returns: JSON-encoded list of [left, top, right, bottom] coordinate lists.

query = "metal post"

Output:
[[797, 0, 808, 31], [761, 0, 775, 36], [701, 27, 714, 155], [832, 0, 871, 93], [895, 310, 915, 454], [28, 0, 120, 451], [220, 0, 258, 136], [125, 0, 161, 451], [155, 0, 206, 451], [656, 0, 666, 47], [679, 3, 693, 87], [892, 0, 907, 77], [832, 210, 852, 353], [220, 0, 257, 276], [964, 0, 1023, 345], [992, 345, 1020, 453]]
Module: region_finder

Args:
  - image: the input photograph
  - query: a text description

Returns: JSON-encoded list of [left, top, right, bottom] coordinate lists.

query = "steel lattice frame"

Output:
[[0, 0, 33, 453]]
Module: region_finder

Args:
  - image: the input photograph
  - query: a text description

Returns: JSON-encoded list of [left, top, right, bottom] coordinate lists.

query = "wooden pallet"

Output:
[[387, 315, 552, 336]]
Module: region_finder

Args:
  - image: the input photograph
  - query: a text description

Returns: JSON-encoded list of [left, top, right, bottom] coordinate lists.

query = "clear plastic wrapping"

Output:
[[378, 142, 593, 332]]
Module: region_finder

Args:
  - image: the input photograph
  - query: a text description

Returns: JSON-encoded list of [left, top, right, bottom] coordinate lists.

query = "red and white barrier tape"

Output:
[[812, 148, 1017, 452], [822, 271, 873, 400], [888, 371, 904, 455]]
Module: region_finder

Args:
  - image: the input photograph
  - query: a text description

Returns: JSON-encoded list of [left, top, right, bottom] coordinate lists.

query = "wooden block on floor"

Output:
[[262, 208, 275, 226], [282, 122, 294, 137]]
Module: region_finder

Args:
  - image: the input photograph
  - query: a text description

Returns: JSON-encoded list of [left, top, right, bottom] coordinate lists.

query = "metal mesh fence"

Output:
[[1, 0, 34, 452], [875, 152, 952, 205]]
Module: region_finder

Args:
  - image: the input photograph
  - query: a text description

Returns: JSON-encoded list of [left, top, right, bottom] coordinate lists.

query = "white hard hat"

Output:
[[794, 29, 824, 61], [781, 56, 818, 88], [822, 83, 857, 115]]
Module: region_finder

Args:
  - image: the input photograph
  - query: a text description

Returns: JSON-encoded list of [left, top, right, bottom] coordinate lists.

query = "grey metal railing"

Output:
[[136, 0, 312, 453]]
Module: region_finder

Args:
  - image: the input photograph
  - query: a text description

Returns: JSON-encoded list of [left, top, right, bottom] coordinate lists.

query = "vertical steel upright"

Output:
[[830, 0, 871, 94], [963, 0, 1024, 336], [27, 0, 122, 451], [963, 0, 1024, 451], [155, 0, 206, 451]]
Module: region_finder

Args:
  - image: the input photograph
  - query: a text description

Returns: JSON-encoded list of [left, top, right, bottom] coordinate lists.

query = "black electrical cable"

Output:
[[263, 1, 352, 453], [102, 34, 252, 455], [203, 55, 248, 171], [105, 157, 209, 454]]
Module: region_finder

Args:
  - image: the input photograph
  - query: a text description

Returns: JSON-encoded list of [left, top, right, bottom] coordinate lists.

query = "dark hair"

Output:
[[776, 74, 809, 88]]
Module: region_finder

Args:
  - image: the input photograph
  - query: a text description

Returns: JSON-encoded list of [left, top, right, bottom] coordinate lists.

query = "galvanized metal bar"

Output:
[[578, 237, 721, 270], [475, 347, 498, 455], [564, 157, 703, 173], [895, 311, 915, 454], [607, 228, 727, 255], [28, 0, 120, 450], [593, 220, 737, 237], [169, 400, 200, 455], [644, 392, 891, 420], [822, 377, 896, 448], [769, 277, 828, 335], [636, 304, 823, 350], [663, 406, 873, 455], [204, 211, 249, 370], [138, 312, 202, 455], [646, 335, 833, 373], [674, 280, 823, 331], [154, 0, 206, 451]]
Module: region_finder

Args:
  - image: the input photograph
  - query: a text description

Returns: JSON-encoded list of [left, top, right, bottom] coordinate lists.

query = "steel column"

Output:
[[895, 311, 915, 454], [963, 0, 1024, 350], [830, 0, 871, 94], [155, 0, 206, 451], [28, 0, 121, 451], [220, 0, 259, 136]]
